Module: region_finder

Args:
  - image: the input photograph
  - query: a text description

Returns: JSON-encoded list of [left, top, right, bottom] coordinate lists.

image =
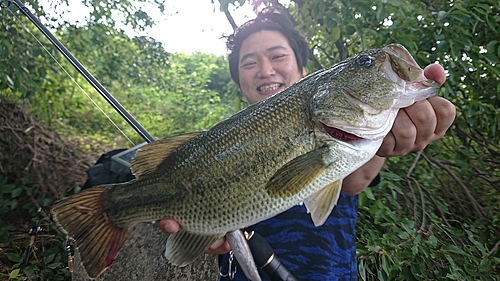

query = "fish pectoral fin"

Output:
[[265, 147, 328, 198], [304, 179, 343, 226], [131, 132, 204, 177], [164, 230, 224, 266]]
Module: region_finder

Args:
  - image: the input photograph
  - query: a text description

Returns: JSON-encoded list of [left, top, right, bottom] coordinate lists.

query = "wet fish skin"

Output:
[[51, 44, 439, 279]]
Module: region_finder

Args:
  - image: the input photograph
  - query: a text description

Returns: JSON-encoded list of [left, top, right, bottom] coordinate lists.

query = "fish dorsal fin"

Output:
[[131, 132, 204, 177], [265, 147, 328, 198], [164, 230, 224, 266], [304, 179, 342, 226]]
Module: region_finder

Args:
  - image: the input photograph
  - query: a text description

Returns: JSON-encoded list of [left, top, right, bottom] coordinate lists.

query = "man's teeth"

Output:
[[259, 84, 281, 92]]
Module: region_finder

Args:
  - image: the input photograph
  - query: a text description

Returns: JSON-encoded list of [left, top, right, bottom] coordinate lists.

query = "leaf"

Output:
[[9, 269, 20, 279], [1, 184, 15, 193], [6, 75, 14, 86], [464, 262, 479, 276], [400, 219, 415, 235], [43, 253, 56, 265], [42, 198, 53, 207], [426, 235, 438, 247], [486, 40, 498, 54], [367, 245, 381, 252], [381, 254, 390, 276], [388, 0, 405, 7], [486, 15, 497, 31], [331, 26, 341, 42], [363, 187, 375, 200], [11, 188, 23, 198], [47, 262, 61, 269], [377, 268, 385, 281], [7, 252, 22, 263], [466, 230, 486, 256], [443, 245, 467, 255], [359, 259, 367, 281]]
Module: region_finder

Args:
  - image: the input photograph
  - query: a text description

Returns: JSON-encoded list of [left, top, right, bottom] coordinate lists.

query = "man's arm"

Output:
[[341, 155, 385, 196]]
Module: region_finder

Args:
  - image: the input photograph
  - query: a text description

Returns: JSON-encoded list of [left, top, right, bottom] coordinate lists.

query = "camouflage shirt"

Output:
[[218, 193, 360, 281]]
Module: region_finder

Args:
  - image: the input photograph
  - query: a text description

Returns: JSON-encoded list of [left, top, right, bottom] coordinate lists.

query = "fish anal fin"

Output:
[[131, 132, 204, 177], [304, 179, 342, 226], [265, 148, 328, 198], [51, 187, 134, 279], [164, 230, 224, 266]]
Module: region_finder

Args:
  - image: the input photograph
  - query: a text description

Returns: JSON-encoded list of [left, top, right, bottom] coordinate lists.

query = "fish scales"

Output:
[[105, 84, 317, 233], [51, 44, 440, 279]]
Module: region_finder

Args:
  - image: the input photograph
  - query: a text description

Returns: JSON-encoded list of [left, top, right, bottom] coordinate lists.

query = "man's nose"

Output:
[[257, 59, 276, 77]]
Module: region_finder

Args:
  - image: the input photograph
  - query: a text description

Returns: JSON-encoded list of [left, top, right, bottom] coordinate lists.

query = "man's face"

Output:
[[238, 30, 306, 104]]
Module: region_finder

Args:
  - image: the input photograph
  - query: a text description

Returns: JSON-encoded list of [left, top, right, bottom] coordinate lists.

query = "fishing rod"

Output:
[[3, 2, 296, 280], [4, 0, 155, 143], [2, 0, 157, 273]]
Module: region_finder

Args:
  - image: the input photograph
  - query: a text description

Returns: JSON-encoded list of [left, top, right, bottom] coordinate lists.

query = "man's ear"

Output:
[[301, 67, 307, 77]]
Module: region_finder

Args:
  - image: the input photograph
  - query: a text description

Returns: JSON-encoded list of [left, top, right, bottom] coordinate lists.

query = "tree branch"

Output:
[[224, 9, 238, 31], [423, 154, 485, 218]]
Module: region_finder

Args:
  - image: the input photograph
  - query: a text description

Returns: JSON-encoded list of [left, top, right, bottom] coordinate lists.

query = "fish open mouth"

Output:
[[321, 123, 363, 142]]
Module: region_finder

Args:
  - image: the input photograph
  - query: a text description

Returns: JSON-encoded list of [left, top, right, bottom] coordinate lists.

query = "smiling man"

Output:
[[236, 30, 306, 104], [158, 6, 455, 281]]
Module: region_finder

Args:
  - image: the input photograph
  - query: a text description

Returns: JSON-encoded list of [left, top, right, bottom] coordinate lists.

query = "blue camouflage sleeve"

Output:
[[218, 192, 359, 281]]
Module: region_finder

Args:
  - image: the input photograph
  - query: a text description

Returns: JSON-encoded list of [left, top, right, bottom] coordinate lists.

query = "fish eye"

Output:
[[358, 55, 374, 67]]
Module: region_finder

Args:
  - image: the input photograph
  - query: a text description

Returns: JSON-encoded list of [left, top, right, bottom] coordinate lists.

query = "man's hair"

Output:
[[226, 6, 309, 86]]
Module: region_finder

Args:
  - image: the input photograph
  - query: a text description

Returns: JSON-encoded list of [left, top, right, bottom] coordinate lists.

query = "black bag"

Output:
[[82, 149, 135, 189]]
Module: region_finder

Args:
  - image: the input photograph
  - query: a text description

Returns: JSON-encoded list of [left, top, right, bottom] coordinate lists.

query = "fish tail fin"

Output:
[[51, 186, 133, 279]]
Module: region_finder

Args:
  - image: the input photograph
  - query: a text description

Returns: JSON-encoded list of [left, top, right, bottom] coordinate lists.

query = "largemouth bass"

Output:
[[51, 44, 439, 279]]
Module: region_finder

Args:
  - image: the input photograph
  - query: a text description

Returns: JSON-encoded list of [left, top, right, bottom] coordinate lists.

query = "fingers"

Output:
[[424, 64, 446, 85], [377, 97, 455, 158], [404, 100, 438, 150], [157, 219, 232, 255], [377, 131, 396, 157], [378, 109, 416, 156], [377, 63, 455, 158], [428, 96, 456, 138], [157, 219, 180, 234], [205, 238, 231, 255]]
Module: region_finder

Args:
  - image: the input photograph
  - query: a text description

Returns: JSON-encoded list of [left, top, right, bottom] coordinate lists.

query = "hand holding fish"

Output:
[[157, 219, 231, 254], [51, 44, 456, 279], [157, 62, 456, 254], [376, 64, 455, 158], [340, 63, 455, 196]]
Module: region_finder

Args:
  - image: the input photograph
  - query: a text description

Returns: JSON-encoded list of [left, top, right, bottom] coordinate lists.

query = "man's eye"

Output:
[[272, 54, 286, 60], [241, 61, 256, 68]]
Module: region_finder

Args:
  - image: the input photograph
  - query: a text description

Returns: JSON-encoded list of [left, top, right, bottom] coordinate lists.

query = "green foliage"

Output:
[[357, 166, 500, 280], [0, 2, 55, 100], [284, 0, 500, 279], [0, 0, 168, 100], [2, 0, 499, 279], [1, 2, 239, 279], [1, 13, 239, 146], [0, 175, 70, 281]]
